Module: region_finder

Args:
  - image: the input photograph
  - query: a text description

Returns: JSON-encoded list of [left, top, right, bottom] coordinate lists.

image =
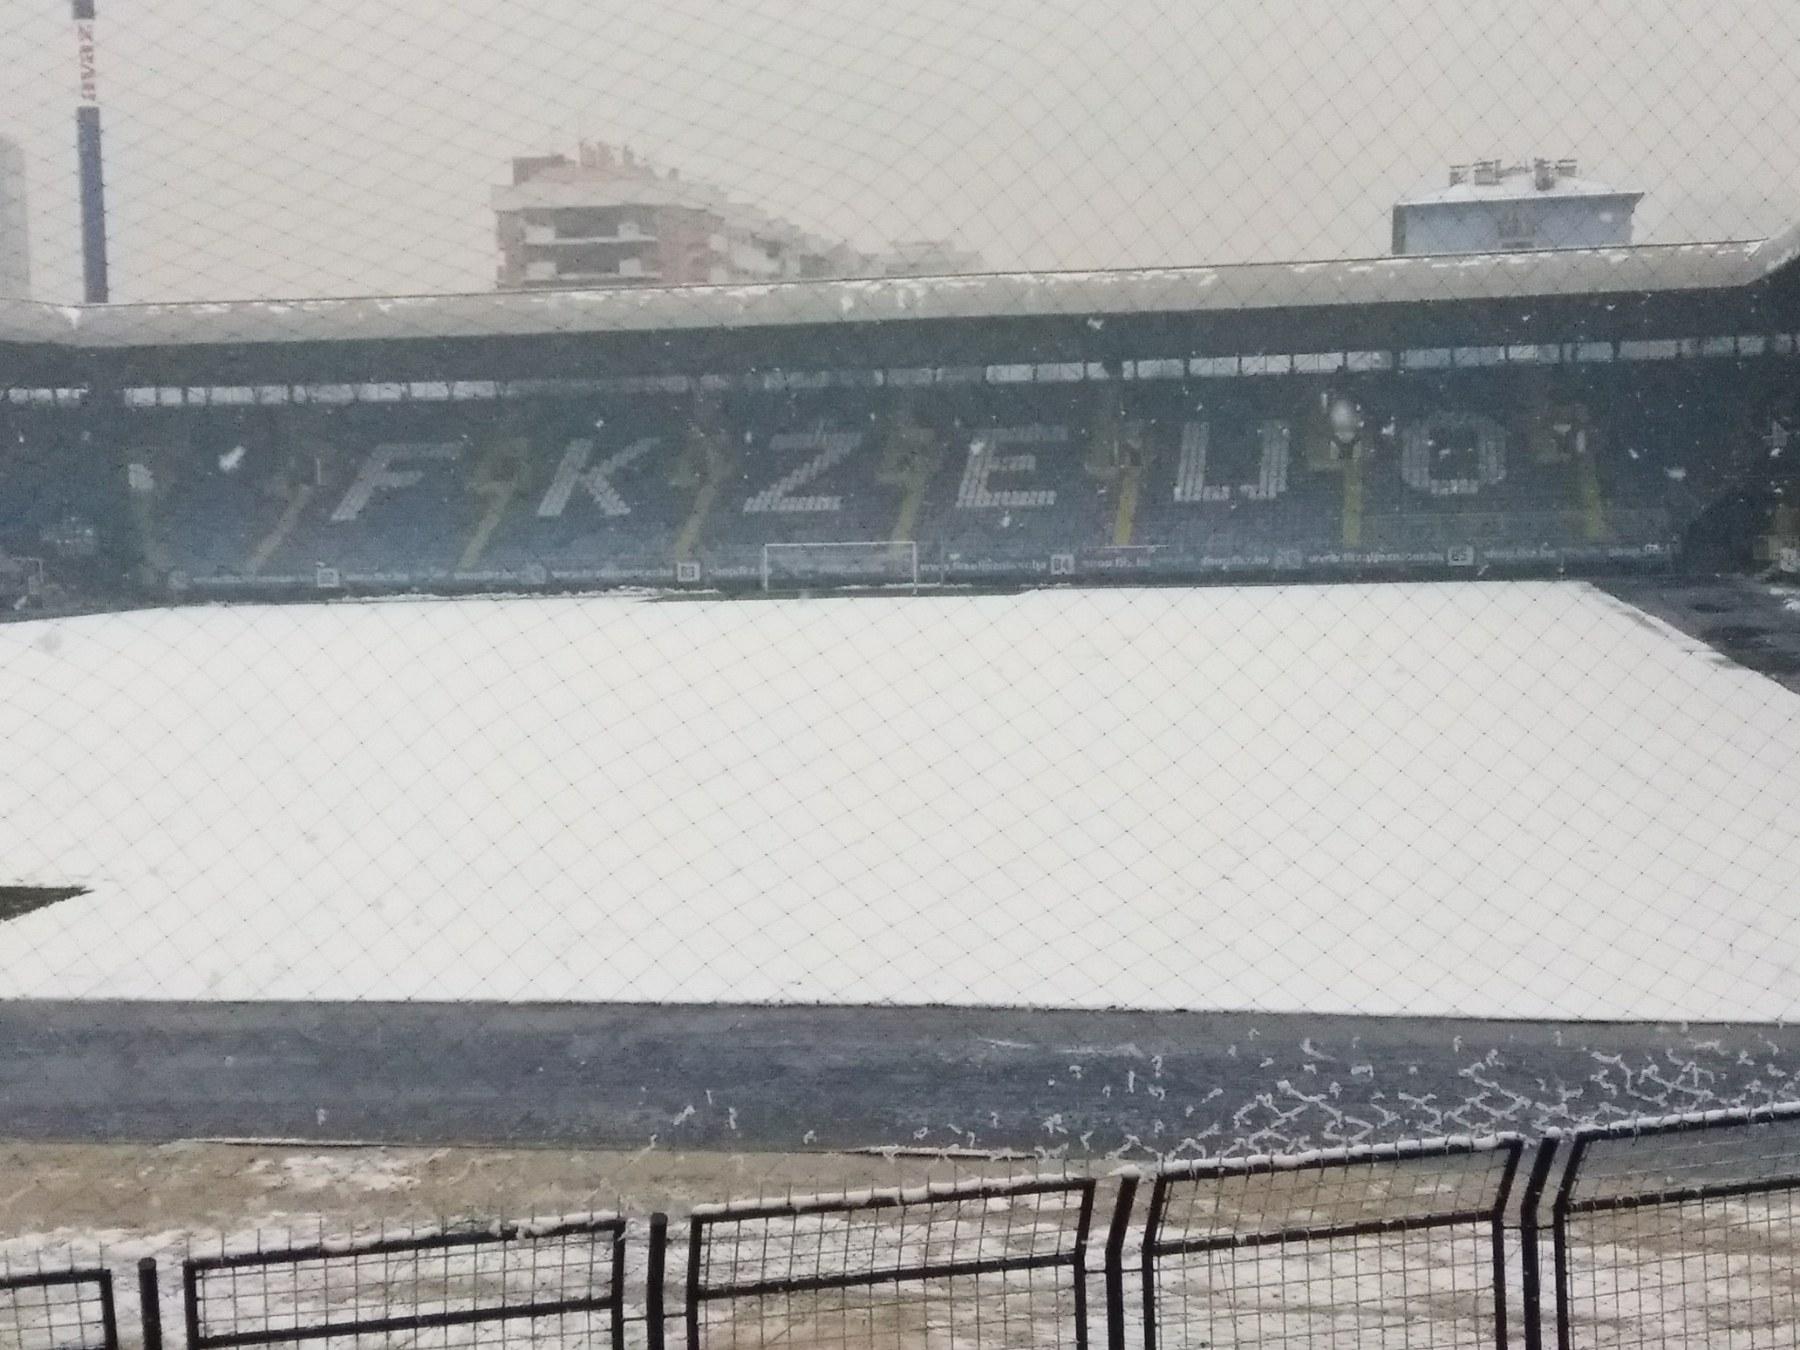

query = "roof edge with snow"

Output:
[[2, 227, 1797, 351]]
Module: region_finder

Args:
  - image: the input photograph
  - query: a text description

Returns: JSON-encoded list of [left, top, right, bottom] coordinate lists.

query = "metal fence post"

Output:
[[1551, 1136, 1588, 1350], [684, 1213, 703, 1350], [1140, 1177, 1163, 1350], [646, 1213, 668, 1350], [1104, 1174, 1139, 1350], [181, 1258, 200, 1350], [1073, 1176, 1097, 1350], [1516, 1135, 1560, 1350], [610, 1221, 628, 1350], [1489, 1137, 1525, 1350], [137, 1257, 162, 1350], [96, 1268, 120, 1350]]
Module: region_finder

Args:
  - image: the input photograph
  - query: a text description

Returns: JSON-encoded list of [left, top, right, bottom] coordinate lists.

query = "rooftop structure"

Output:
[[1393, 159, 1642, 255]]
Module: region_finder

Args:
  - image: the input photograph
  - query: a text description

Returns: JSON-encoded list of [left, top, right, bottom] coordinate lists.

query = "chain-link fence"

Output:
[[3, 1, 1800, 1346]]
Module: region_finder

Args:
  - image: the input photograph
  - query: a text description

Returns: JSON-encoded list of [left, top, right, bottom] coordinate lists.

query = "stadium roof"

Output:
[[3, 221, 1799, 351]]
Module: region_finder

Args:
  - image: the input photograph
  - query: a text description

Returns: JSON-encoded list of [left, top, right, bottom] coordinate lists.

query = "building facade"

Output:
[[494, 143, 866, 290], [1392, 159, 1640, 256], [872, 239, 985, 277], [0, 136, 30, 298]]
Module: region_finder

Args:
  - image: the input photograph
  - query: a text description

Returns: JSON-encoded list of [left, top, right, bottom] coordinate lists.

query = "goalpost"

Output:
[[761, 540, 921, 591]]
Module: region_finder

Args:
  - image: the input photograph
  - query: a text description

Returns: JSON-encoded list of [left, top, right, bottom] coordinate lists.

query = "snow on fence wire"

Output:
[[1126, 1134, 1525, 1350], [0, 1262, 120, 1350], [1529, 1103, 1800, 1350], [663, 1173, 1097, 1350], [178, 1215, 627, 1350]]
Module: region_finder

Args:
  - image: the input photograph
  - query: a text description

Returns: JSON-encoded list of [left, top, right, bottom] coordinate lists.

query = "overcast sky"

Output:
[[4, 0, 1798, 304]]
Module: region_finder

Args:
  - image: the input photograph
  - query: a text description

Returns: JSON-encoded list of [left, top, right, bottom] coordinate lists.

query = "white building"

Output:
[[493, 143, 864, 290], [0, 136, 30, 298], [1392, 159, 1641, 256]]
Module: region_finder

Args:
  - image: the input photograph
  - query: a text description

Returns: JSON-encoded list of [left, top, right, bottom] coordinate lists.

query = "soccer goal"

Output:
[[761, 540, 921, 591]]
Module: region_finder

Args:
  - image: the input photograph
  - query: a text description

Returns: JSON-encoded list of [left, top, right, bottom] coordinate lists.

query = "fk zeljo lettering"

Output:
[[320, 408, 1542, 525]]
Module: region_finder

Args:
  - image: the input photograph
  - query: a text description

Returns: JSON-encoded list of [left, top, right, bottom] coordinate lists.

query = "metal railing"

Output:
[[1526, 1102, 1800, 1350], [0, 1263, 119, 1350], [1125, 1135, 1524, 1350], [659, 1174, 1096, 1350], [80, 1106, 1800, 1350], [177, 1215, 626, 1350]]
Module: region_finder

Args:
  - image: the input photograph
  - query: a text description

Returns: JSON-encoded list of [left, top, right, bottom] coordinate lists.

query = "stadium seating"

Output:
[[5, 356, 1786, 597]]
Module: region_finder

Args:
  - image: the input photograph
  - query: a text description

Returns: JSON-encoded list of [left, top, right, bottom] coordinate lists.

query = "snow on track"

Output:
[[0, 581, 1797, 1018]]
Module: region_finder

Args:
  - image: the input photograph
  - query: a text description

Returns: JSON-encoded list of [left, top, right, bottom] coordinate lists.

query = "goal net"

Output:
[[761, 540, 921, 590]]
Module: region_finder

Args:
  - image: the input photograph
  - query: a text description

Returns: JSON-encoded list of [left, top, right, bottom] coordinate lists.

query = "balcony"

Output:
[[522, 266, 665, 286], [523, 223, 657, 246], [524, 231, 660, 246]]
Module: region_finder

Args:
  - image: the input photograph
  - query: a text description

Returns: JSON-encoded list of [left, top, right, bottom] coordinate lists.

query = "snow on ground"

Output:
[[0, 581, 1798, 1018]]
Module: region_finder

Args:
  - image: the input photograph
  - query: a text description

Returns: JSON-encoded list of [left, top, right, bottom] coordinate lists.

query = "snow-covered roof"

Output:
[[492, 175, 730, 214], [1398, 175, 1642, 209], [0, 297, 80, 345], [1, 225, 1795, 351]]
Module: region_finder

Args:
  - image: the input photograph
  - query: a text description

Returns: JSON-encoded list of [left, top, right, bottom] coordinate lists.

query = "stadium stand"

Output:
[[0, 355, 1780, 595], [3, 230, 1799, 597]]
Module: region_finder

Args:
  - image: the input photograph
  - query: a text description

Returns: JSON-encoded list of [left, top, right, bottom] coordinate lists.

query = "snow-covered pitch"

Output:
[[1, 581, 1797, 1020]]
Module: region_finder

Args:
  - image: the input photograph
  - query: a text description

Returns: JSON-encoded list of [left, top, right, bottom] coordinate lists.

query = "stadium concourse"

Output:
[[1, 233, 1800, 1150]]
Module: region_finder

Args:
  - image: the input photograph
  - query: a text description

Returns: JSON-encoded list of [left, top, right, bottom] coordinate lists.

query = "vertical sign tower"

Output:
[[74, 0, 109, 303]]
